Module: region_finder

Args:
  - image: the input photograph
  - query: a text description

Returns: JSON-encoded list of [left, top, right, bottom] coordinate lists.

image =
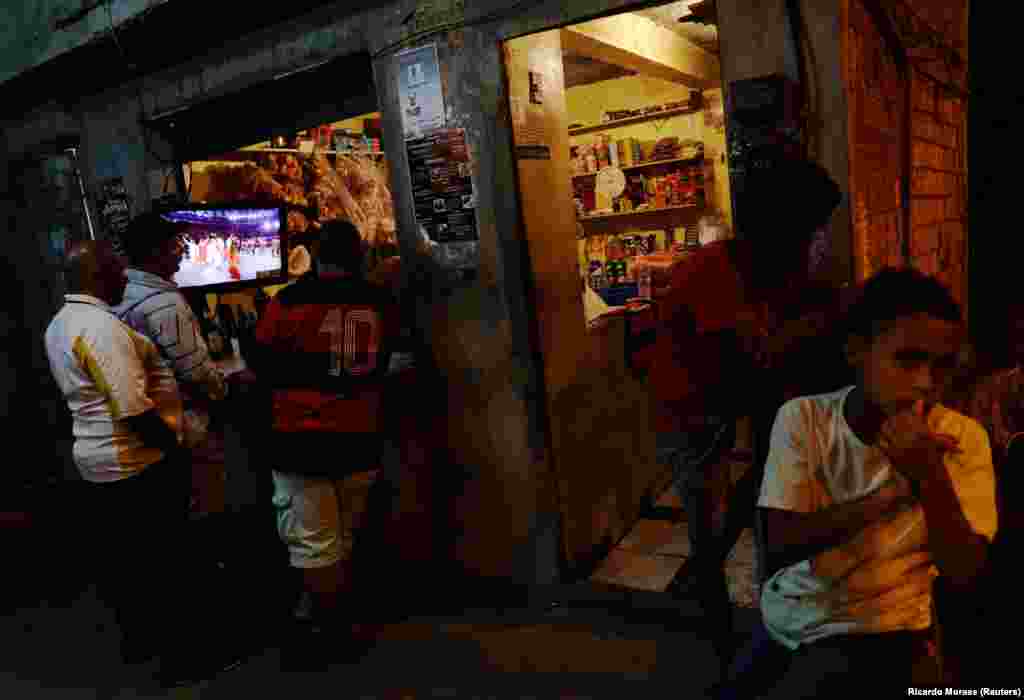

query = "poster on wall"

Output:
[[95, 177, 133, 249], [396, 44, 446, 140], [704, 90, 726, 132], [406, 128, 479, 271]]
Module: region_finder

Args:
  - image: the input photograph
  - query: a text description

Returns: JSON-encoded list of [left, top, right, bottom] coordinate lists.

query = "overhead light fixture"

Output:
[[679, 0, 717, 26]]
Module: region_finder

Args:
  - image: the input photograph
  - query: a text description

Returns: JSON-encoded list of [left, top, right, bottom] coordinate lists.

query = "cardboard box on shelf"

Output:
[[636, 252, 682, 289]]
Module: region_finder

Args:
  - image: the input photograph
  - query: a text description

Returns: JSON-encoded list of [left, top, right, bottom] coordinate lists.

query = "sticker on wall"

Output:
[[528, 71, 544, 105], [509, 96, 527, 132], [397, 44, 446, 140], [95, 177, 133, 251], [512, 101, 551, 158], [406, 128, 479, 271], [704, 90, 726, 132], [514, 145, 551, 160]]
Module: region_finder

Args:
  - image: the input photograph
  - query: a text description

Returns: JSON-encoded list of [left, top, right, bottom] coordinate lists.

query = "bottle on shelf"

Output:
[[202, 311, 226, 361], [253, 288, 270, 318], [638, 264, 652, 299], [217, 304, 238, 357]]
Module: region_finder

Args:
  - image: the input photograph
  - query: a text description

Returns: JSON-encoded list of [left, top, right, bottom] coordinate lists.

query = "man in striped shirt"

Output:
[[114, 213, 230, 516]]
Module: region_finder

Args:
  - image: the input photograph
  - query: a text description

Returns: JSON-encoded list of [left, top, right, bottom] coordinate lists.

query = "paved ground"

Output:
[[1, 467, 761, 698], [1, 502, 760, 698], [1, 571, 760, 699]]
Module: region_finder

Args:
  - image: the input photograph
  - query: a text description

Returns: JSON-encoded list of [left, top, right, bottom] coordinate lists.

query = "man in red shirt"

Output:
[[251, 220, 402, 670], [650, 153, 843, 668]]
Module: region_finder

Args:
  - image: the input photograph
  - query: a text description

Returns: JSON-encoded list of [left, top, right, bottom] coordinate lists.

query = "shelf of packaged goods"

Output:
[[578, 204, 701, 223], [247, 148, 386, 157], [572, 156, 704, 180], [568, 106, 701, 136], [203, 149, 386, 162]]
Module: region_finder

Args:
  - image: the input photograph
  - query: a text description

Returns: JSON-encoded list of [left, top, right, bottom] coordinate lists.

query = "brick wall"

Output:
[[845, 0, 907, 281], [845, 0, 968, 313], [907, 72, 968, 313]]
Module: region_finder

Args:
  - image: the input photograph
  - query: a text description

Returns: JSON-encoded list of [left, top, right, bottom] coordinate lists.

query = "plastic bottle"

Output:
[[217, 305, 237, 357], [638, 264, 652, 300], [202, 311, 225, 361], [254, 288, 270, 318]]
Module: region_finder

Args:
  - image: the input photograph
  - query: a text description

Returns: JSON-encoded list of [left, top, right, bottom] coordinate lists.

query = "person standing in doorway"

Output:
[[650, 152, 843, 668]]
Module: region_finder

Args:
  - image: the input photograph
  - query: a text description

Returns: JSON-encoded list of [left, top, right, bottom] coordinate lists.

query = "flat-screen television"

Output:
[[162, 204, 287, 292]]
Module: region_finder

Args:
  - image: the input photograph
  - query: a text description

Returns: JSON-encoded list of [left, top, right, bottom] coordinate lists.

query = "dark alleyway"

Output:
[[1, 478, 758, 699]]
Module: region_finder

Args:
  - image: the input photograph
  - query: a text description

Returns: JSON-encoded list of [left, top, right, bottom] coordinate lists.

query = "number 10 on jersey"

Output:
[[318, 308, 382, 377]]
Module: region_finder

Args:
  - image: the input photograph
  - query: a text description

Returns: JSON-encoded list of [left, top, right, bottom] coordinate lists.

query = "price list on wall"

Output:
[[406, 127, 479, 271]]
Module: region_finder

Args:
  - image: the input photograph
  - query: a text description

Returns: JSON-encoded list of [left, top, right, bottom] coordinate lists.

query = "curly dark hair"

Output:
[[844, 267, 962, 342], [317, 220, 365, 274], [119, 212, 187, 265], [735, 151, 842, 244]]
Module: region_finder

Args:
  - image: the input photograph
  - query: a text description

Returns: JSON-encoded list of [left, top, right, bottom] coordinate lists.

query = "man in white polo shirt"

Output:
[[44, 240, 241, 688]]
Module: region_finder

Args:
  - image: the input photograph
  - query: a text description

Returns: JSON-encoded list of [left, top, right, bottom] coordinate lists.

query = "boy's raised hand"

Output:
[[878, 400, 961, 486]]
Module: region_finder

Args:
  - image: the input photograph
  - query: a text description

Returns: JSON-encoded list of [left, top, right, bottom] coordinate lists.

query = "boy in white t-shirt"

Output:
[[722, 268, 997, 697]]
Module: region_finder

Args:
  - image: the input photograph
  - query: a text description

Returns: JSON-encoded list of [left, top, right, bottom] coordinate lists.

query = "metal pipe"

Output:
[[65, 148, 97, 241]]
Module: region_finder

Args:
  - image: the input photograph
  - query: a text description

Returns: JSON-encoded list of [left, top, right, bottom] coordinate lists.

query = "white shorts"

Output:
[[271, 469, 380, 569]]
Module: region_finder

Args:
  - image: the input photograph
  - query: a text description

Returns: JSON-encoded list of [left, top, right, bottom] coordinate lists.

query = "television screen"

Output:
[[164, 206, 286, 290]]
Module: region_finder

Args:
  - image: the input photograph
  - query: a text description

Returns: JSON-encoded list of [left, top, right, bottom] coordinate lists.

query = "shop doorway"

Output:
[[143, 54, 434, 561], [182, 111, 396, 302], [502, 1, 751, 595], [146, 53, 399, 314]]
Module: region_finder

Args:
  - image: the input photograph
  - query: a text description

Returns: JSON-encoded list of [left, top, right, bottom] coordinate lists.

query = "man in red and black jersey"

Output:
[[250, 220, 402, 670]]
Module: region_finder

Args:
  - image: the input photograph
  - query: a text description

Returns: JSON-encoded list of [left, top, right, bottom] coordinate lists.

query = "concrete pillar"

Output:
[[372, 28, 559, 583]]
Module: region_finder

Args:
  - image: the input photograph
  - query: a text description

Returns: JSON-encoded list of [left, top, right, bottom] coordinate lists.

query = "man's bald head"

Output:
[[64, 240, 127, 305]]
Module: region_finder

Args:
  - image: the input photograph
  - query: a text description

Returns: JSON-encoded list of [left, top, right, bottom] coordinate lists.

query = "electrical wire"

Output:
[[105, 0, 136, 73]]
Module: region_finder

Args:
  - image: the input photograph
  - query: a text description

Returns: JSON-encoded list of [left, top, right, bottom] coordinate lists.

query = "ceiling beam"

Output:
[[560, 14, 719, 90]]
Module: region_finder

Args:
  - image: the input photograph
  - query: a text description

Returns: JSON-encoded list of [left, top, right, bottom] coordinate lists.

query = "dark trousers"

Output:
[[720, 618, 941, 699], [92, 452, 195, 662], [705, 395, 777, 580], [661, 421, 737, 666]]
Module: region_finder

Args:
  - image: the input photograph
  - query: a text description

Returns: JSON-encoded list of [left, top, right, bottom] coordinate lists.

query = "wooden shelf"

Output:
[[578, 204, 700, 223], [572, 155, 704, 180], [199, 149, 387, 164], [244, 148, 386, 158], [568, 106, 701, 136]]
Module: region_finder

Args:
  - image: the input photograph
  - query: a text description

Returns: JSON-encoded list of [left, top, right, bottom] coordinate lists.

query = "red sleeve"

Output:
[[384, 303, 402, 344], [649, 247, 736, 424], [255, 298, 284, 346], [650, 258, 705, 409]]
